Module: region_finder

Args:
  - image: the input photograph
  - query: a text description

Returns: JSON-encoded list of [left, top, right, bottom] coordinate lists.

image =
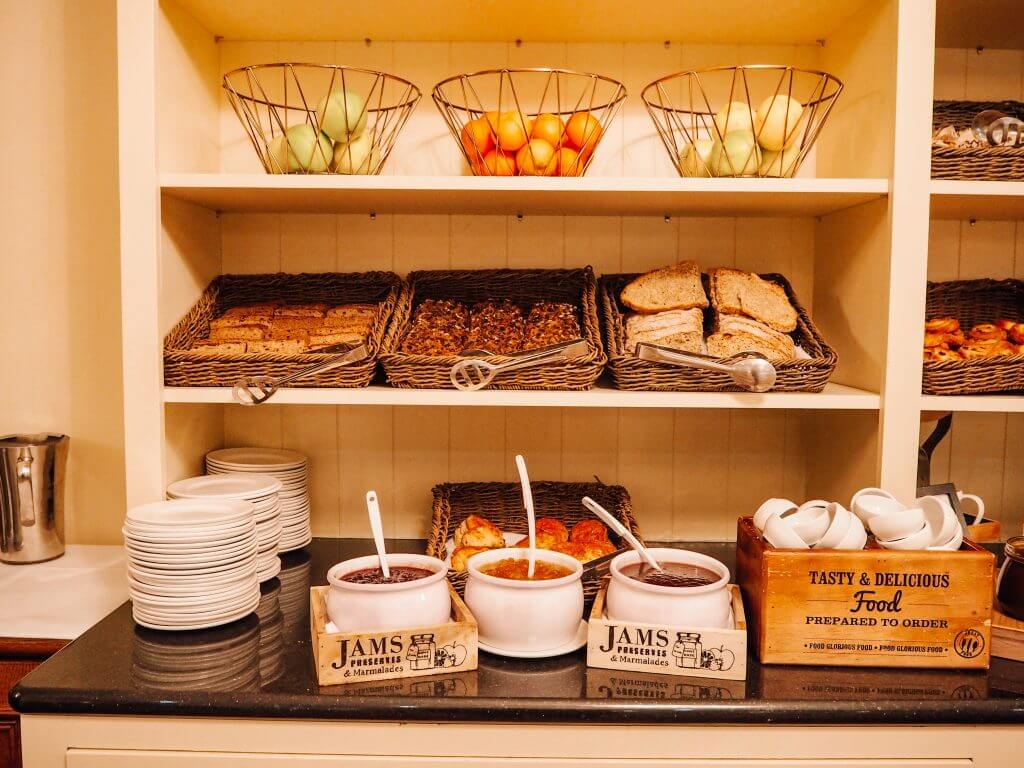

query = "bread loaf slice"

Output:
[[706, 314, 795, 361], [190, 341, 248, 355], [210, 323, 266, 342], [620, 261, 709, 313], [274, 303, 328, 318], [624, 308, 704, 354], [708, 267, 797, 332], [246, 339, 307, 354]]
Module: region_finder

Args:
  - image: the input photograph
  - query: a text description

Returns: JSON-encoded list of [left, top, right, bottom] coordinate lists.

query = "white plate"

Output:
[[167, 473, 282, 500], [206, 447, 307, 470], [478, 620, 588, 659], [126, 538, 256, 561], [279, 535, 312, 552], [127, 498, 253, 528], [257, 558, 282, 583], [128, 565, 255, 588], [442, 532, 525, 568], [129, 575, 254, 598], [131, 581, 258, 607], [128, 552, 257, 576], [122, 521, 255, 543], [133, 599, 260, 631], [123, 530, 255, 551]]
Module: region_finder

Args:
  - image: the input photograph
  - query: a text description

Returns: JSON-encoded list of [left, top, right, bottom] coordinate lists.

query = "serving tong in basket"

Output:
[[633, 342, 777, 393], [232, 343, 369, 405], [450, 338, 589, 391]]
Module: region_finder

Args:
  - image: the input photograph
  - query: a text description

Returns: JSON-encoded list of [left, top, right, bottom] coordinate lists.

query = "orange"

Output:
[[460, 117, 494, 161], [554, 146, 582, 176], [565, 112, 602, 157], [531, 113, 566, 148], [516, 139, 557, 176], [493, 111, 530, 152], [482, 148, 517, 176]]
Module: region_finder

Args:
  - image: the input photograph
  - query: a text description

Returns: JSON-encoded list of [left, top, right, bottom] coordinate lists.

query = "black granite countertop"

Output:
[[11, 538, 1024, 725]]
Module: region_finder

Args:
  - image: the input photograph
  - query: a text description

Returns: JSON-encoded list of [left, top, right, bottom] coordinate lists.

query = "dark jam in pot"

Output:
[[340, 566, 435, 585], [996, 537, 1024, 621], [621, 561, 719, 588]]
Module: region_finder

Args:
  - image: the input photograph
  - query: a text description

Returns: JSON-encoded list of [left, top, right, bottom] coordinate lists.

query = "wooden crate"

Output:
[[584, 666, 747, 702], [310, 584, 478, 686], [992, 605, 1024, 663], [735, 517, 995, 669], [586, 578, 747, 681]]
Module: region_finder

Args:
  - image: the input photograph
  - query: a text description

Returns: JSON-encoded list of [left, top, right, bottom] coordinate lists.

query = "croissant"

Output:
[[451, 546, 490, 573], [454, 515, 504, 549], [969, 323, 1007, 342], [925, 317, 960, 334]]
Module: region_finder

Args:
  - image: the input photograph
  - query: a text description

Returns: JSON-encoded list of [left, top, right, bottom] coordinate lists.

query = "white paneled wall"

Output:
[[923, 47, 1024, 532]]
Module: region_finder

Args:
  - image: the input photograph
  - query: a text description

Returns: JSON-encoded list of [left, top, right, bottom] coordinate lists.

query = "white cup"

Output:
[[957, 492, 985, 525], [785, 505, 830, 546], [852, 493, 904, 524], [763, 515, 810, 549], [813, 502, 853, 549], [753, 498, 797, 531], [877, 523, 934, 551], [834, 515, 868, 550], [918, 495, 959, 547], [928, 524, 964, 551], [868, 507, 926, 542]]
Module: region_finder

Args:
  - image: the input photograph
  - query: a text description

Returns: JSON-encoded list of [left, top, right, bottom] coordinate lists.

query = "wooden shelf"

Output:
[[936, 0, 1024, 50], [930, 180, 1024, 220], [173, 0, 871, 44], [163, 382, 880, 409], [161, 174, 888, 218], [921, 394, 1024, 413]]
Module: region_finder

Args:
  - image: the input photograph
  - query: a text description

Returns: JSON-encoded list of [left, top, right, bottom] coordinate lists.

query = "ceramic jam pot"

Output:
[[606, 548, 732, 629], [464, 547, 583, 652], [996, 536, 1024, 621], [326, 553, 450, 632]]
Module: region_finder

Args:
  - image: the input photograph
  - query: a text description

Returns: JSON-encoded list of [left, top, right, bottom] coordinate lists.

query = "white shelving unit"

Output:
[[116, 0, 1024, 542]]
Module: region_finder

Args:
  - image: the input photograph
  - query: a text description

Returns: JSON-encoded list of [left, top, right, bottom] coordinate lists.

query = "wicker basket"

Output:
[[427, 480, 641, 606], [379, 268, 606, 390], [923, 278, 1024, 395], [932, 101, 1024, 181], [599, 272, 837, 392], [164, 272, 401, 388]]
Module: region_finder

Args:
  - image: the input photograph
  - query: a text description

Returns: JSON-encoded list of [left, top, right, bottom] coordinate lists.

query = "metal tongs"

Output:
[[634, 342, 777, 392], [232, 343, 369, 405], [450, 338, 589, 391]]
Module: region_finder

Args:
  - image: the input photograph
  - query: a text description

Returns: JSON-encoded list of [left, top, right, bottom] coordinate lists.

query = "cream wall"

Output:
[[0, 0, 124, 544]]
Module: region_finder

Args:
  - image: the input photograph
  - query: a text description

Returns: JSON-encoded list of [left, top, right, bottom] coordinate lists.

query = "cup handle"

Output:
[[958, 492, 985, 525]]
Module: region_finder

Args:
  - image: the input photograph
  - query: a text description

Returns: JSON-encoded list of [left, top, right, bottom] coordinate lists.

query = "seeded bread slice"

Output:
[[620, 261, 709, 313], [624, 308, 704, 353], [708, 267, 797, 332], [706, 314, 795, 361]]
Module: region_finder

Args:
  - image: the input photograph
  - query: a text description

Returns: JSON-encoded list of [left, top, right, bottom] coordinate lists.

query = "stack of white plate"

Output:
[[278, 553, 312, 634], [206, 448, 311, 552], [131, 621, 260, 691], [124, 499, 261, 631], [166, 473, 283, 583], [255, 582, 285, 685]]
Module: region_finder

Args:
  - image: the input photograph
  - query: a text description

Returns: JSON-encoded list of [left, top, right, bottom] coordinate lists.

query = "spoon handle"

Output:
[[515, 454, 537, 578], [366, 490, 390, 579], [581, 496, 660, 571]]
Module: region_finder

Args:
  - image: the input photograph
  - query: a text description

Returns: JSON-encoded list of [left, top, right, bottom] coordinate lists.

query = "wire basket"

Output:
[[223, 63, 421, 175], [642, 65, 843, 178], [432, 68, 626, 177]]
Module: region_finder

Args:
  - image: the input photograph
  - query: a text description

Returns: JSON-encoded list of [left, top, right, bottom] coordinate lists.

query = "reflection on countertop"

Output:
[[11, 538, 1024, 724]]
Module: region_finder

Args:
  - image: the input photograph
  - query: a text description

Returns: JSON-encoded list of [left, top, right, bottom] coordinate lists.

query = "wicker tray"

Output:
[[932, 100, 1024, 181], [599, 272, 837, 392], [923, 278, 1024, 395], [379, 268, 606, 390], [427, 480, 641, 606], [164, 271, 401, 388]]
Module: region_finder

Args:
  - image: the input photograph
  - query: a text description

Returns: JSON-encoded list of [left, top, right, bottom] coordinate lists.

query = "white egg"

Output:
[[713, 101, 755, 137], [678, 138, 715, 177], [266, 135, 289, 173], [754, 95, 805, 151], [710, 130, 760, 176], [284, 124, 333, 173], [332, 131, 380, 174], [316, 90, 367, 142], [759, 145, 802, 177]]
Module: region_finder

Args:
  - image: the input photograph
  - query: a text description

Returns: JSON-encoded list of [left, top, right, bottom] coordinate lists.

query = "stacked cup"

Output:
[[753, 497, 867, 550], [852, 488, 963, 551], [166, 473, 284, 583]]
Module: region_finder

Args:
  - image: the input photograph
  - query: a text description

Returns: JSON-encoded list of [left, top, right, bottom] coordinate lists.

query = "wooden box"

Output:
[[309, 584, 478, 686], [586, 578, 747, 681], [736, 517, 995, 669]]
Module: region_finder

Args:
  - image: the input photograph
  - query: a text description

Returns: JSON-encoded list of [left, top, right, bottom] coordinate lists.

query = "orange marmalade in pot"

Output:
[[480, 557, 574, 580]]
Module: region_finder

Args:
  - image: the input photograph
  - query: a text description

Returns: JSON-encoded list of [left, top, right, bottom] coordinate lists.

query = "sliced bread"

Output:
[[621, 261, 709, 313], [706, 314, 795, 361], [624, 308, 704, 354], [708, 267, 797, 332]]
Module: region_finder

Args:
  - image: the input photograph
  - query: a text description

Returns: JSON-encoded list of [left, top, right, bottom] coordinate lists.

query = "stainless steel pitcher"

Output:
[[0, 434, 68, 563]]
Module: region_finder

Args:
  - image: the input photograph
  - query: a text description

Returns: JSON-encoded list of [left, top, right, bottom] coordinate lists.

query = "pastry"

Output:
[[536, 518, 569, 543], [620, 261, 709, 314], [570, 519, 612, 544], [400, 299, 471, 356], [246, 339, 307, 354], [308, 330, 365, 349], [274, 303, 328, 318], [524, 302, 580, 350], [454, 515, 504, 549], [467, 300, 525, 353], [961, 339, 1017, 359], [190, 341, 247, 355], [625, 308, 704, 354], [925, 317, 960, 334], [969, 323, 1007, 342], [924, 346, 961, 362], [222, 303, 277, 320], [1010, 326, 1024, 345], [996, 318, 1018, 332], [709, 267, 798, 333], [451, 546, 490, 573], [209, 324, 267, 342], [706, 314, 795, 361]]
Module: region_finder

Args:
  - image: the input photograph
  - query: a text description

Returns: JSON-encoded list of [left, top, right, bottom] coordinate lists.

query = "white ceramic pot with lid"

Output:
[[606, 547, 732, 629], [326, 553, 450, 633]]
